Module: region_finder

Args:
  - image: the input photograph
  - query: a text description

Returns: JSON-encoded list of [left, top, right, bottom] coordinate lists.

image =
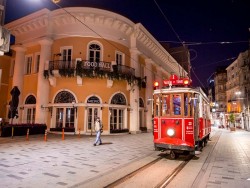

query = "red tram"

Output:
[[153, 75, 211, 159]]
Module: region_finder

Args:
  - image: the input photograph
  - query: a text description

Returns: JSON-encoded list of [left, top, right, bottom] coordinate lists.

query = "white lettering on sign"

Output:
[[83, 61, 111, 69]]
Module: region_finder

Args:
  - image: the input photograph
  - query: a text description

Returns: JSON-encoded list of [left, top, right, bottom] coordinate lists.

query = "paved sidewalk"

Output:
[[0, 133, 155, 188], [196, 128, 250, 188], [0, 128, 249, 188], [169, 128, 250, 188]]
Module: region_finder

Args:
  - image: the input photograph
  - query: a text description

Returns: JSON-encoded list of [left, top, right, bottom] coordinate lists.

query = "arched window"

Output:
[[54, 91, 75, 103], [54, 91, 76, 130], [111, 93, 126, 105], [25, 95, 36, 124], [25, 95, 36, 104], [87, 96, 100, 104], [89, 43, 101, 62], [110, 93, 127, 132]]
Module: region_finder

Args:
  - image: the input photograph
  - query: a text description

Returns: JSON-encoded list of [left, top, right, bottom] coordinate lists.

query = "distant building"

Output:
[[226, 50, 250, 129], [214, 67, 227, 113]]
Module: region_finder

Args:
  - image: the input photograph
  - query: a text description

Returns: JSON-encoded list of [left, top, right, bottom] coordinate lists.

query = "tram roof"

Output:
[[153, 87, 209, 102]]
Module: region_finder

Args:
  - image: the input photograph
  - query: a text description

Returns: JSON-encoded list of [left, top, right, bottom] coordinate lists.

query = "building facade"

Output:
[[226, 50, 250, 130], [213, 67, 227, 127], [4, 7, 186, 135], [0, 54, 11, 119]]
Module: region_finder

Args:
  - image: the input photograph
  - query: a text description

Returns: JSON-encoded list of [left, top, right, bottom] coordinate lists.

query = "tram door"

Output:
[[87, 107, 99, 134]]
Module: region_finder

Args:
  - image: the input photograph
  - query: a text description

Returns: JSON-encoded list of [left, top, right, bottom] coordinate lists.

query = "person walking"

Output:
[[93, 117, 102, 146]]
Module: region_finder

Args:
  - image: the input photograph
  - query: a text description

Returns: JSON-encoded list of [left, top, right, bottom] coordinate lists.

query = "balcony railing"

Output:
[[43, 60, 146, 88]]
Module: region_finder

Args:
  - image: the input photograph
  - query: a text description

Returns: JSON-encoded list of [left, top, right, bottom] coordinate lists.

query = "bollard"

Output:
[[62, 128, 65, 140], [78, 128, 81, 138], [11, 127, 14, 139], [44, 129, 47, 142], [26, 128, 29, 141]]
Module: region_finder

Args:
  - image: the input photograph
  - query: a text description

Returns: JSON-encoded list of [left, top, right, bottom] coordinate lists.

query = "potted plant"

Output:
[[228, 113, 236, 131]]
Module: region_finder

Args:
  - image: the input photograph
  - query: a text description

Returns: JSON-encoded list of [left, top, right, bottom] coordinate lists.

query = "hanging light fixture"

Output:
[[51, 0, 61, 4]]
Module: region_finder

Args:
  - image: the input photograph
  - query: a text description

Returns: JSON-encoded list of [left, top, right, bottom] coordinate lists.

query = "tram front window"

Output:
[[173, 94, 181, 115], [162, 94, 170, 116]]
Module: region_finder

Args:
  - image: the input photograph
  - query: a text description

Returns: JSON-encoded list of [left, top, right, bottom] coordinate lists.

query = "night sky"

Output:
[[4, 0, 250, 88]]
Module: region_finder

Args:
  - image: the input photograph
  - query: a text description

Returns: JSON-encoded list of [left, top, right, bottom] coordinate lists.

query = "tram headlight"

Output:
[[167, 128, 175, 137]]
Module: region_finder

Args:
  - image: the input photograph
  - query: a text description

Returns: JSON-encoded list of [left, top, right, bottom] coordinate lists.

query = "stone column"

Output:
[[145, 58, 153, 131], [11, 45, 26, 123], [129, 48, 140, 134], [36, 38, 53, 123]]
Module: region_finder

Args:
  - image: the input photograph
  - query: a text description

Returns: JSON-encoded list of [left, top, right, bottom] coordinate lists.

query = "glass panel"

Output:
[[95, 51, 100, 62], [54, 91, 75, 103], [173, 94, 181, 115], [155, 96, 160, 116], [68, 49, 72, 61], [88, 108, 93, 130], [32, 108, 36, 123], [162, 94, 170, 116], [184, 93, 188, 116], [36, 55, 40, 73], [56, 108, 64, 128], [25, 95, 36, 104], [27, 108, 32, 124], [190, 94, 193, 116], [111, 93, 126, 105], [118, 109, 123, 129], [94, 108, 98, 120], [65, 108, 74, 128]]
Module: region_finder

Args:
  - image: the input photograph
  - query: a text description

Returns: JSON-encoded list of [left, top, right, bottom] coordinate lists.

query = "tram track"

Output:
[[104, 153, 193, 188], [155, 155, 193, 188], [104, 130, 220, 188]]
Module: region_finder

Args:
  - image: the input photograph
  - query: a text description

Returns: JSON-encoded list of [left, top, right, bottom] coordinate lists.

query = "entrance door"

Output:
[[87, 107, 99, 134], [55, 107, 75, 128], [110, 109, 124, 130]]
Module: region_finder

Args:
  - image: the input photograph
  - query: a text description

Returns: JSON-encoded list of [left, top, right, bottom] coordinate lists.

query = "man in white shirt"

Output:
[[93, 117, 102, 146]]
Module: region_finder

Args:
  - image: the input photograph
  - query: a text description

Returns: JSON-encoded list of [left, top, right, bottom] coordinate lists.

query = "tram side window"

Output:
[[162, 94, 170, 116], [155, 96, 161, 116], [189, 95, 193, 116], [184, 93, 188, 116], [173, 94, 181, 115]]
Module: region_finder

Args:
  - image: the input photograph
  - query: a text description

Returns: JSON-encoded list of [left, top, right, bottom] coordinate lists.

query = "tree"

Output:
[[228, 113, 236, 131]]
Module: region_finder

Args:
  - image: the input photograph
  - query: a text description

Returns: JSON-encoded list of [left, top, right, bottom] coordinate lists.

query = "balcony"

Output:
[[43, 60, 146, 88]]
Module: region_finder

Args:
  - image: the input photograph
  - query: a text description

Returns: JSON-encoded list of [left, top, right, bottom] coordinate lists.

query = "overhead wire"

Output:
[[158, 40, 249, 46], [153, 0, 189, 79], [194, 57, 236, 69]]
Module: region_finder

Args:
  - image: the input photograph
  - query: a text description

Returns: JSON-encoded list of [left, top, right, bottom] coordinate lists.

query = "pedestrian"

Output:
[[93, 117, 103, 146]]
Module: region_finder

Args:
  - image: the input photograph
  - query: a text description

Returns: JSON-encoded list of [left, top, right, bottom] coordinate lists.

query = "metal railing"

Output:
[[43, 60, 139, 85]]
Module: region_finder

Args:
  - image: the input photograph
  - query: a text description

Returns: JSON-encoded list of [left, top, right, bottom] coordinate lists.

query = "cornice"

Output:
[[5, 7, 185, 76]]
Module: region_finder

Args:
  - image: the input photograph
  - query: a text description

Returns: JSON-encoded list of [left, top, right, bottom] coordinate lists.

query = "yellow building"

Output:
[[0, 54, 11, 119], [4, 7, 186, 135]]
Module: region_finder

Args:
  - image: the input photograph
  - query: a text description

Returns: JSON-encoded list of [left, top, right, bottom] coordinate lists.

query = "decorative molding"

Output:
[[107, 79, 113, 88], [76, 76, 82, 86]]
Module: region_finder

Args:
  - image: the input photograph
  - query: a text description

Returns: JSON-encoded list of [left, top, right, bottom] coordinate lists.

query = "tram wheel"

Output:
[[170, 150, 178, 159]]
